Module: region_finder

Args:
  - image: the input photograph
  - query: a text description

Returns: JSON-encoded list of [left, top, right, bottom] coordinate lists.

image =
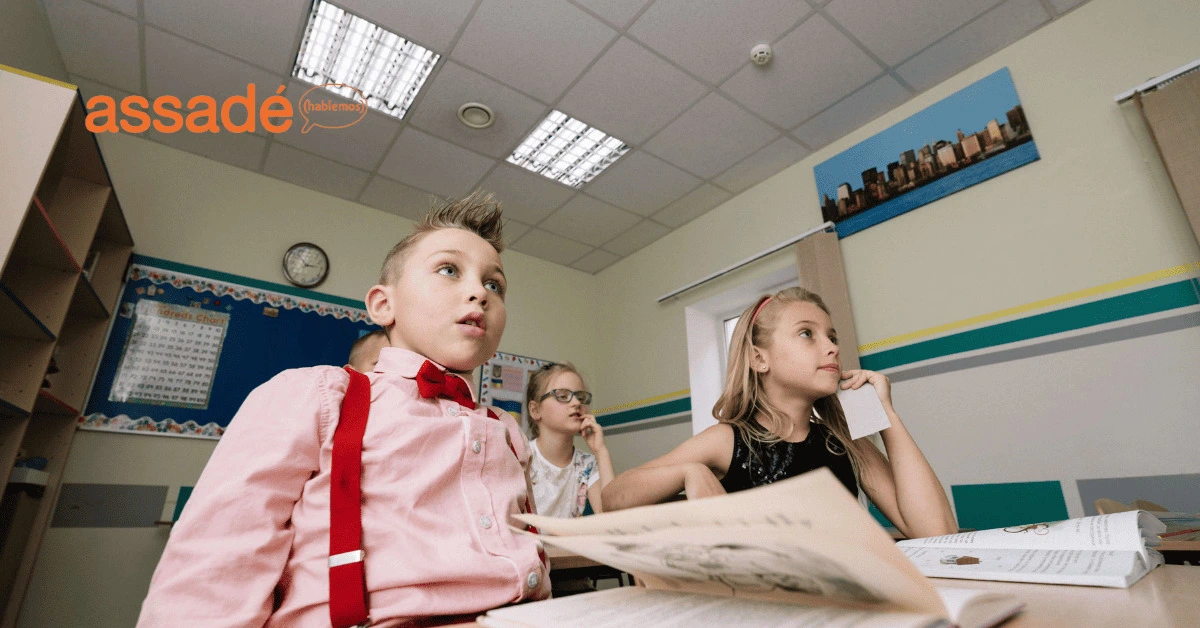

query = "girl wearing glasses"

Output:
[[524, 363, 615, 517]]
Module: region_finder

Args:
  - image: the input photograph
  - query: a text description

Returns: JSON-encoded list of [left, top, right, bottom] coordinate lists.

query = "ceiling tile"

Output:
[[895, 0, 1050, 92], [89, 0, 137, 18], [377, 128, 495, 198], [43, 0, 142, 93], [585, 151, 701, 216], [1050, 0, 1090, 13], [358, 175, 442, 221], [792, 75, 910, 150], [571, 249, 621, 274], [643, 92, 779, 179], [144, 26, 283, 136], [651, 184, 732, 228], [557, 37, 708, 145], [263, 143, 371, 199], [451, 0, 614, 103], [601, 219, 670, 256], [70, 74, 132, 104], [503, 220, 532, 244], [720, 14, 882, 129], [713, 136, 811, 193], [407, 62, 547, 159], [273, 81, 401, 170], [540, 195, 641, 246], [508, 229, 592, 266], [336, 0, 477, 52], [148, 127, 269, 172], [825, 0, 996, 66], [571, 0, 653, 28], [629, 0, 811, 84], [475, 164, 576, 224], [143, 0, 309, 76]]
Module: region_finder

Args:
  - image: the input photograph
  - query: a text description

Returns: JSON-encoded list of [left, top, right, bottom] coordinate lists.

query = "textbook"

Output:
[[480, 469, 1023, 628], [897, 511, 1166, 587]]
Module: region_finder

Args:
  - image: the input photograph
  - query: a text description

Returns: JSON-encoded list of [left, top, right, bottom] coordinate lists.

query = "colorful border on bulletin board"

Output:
[[478, 351, 553, 436], [81, 255, 377, 439]]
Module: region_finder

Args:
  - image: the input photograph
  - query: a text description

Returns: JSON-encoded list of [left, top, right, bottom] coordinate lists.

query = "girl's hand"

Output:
[[579, 414, 606, 453], [683, 463, 726, 500], [840, 369, 893, 407]]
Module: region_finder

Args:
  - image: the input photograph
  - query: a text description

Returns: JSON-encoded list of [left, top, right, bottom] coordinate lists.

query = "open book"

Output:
[[480, 469, 1022, 628], [897, 511, 1165, 587]]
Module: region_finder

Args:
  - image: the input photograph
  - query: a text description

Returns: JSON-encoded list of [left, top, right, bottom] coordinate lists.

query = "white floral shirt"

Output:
[[528, 439, 598, 518]]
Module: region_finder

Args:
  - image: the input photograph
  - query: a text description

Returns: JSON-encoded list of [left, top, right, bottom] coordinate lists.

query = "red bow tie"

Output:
[[415, 360, 476, 409]]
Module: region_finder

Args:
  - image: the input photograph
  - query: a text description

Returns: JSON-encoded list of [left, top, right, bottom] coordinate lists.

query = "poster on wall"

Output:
[[83, 255, 377, 439], [814, 67, 1039, 238], [479, 351, 553, 437]]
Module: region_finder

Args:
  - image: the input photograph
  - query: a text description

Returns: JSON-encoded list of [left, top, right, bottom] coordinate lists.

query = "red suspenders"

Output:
[[327, 366, 543, 627], [329, 367, 371, 628]]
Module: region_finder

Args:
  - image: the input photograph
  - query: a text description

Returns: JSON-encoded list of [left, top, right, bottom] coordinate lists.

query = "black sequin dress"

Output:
[[719, 421, 858, 497]]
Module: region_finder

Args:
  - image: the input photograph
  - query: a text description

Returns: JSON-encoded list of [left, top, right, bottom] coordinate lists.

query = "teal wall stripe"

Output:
[[598, 397, 691, 428], [173, 486, 194, 521], [132, 254, 367, 310], [861, 280, 1199, 371]]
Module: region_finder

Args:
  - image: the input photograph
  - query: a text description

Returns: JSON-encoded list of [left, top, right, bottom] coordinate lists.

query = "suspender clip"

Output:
[[329, 549, 365, 568]]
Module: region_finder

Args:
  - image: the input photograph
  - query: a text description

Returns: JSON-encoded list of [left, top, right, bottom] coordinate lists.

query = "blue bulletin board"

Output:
[[83, 255, 377, 439], [479, 351, 553, 438]]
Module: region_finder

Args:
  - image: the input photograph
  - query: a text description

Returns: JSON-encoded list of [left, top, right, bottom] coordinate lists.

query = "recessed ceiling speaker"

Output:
[[750, 43, 772, 66], [457, 102, 495, 129]]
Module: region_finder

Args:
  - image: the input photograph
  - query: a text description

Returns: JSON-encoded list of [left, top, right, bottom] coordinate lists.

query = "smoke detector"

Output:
[[457, 102, 495, 129], [750, 43, 772, 66]]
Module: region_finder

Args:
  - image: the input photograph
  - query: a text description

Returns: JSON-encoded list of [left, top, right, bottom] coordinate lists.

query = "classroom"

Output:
[[1, 0, 1198, 625]]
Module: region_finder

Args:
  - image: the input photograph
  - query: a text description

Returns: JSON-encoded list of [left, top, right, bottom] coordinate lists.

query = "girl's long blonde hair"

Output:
[[712, 287, 872, 483]]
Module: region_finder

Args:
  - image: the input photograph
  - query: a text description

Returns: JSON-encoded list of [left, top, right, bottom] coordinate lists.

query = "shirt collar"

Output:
[[375, 347, 478, 402]]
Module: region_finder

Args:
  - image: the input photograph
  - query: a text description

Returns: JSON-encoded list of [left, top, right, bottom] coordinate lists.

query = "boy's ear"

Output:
[[366, 284, 395, 328]]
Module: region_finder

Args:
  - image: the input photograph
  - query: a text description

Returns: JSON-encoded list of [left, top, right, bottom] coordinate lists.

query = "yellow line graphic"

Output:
[[0, 64, 77, 90], [859, 261, 1200, 354], [595, 389, 690, 415]]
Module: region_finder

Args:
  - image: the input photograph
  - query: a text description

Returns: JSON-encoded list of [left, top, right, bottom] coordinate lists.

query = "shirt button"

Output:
[[526, 571, 540, 589], [472, 440, 482, 453], [479, 514, 493, 529], [448, 405, 460, 416]]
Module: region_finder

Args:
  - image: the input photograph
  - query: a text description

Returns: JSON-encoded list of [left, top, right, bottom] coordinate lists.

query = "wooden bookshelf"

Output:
[[0, 67, 134, 626]]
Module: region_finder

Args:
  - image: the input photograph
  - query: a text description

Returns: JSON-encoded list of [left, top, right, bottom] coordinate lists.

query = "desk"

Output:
[[934, 565, 1200, 626], [446, 565, 1199, 626]]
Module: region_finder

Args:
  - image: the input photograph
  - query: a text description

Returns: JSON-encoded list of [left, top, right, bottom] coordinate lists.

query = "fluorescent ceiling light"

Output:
[[507, 111, 629, 188], [292, 0, 439, 120]]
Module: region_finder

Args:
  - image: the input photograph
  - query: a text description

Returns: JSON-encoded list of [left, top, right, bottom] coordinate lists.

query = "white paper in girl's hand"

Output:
[[837, 384, 891, 440]]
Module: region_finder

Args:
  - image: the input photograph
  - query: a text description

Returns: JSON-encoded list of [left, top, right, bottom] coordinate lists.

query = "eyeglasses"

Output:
[[538, 389, 593, 405]]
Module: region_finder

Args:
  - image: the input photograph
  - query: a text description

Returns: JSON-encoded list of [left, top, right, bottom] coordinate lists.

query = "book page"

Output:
[[837, 383, 891, 440], [538, 524, 944, 615], [479, 587, 945, 628], [896, 511, 1164, 562], [900, 547, 1155, 587], [515, 469, 941, 612]]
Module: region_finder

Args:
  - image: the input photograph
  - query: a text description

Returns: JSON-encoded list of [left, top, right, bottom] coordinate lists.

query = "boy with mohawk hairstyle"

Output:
[[139, 193, 550, 627]]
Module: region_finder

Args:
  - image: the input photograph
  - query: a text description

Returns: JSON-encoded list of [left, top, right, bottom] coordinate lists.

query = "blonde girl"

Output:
[[602, 287, 956, 539], [525, 363, 616, 517]]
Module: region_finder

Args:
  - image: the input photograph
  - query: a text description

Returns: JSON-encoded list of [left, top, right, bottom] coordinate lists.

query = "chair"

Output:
[[1133, 499, 1169, 512], [1095, 498, 1135, 514]]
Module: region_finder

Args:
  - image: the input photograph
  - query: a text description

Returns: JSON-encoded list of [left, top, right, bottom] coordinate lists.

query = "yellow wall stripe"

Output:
[[858, 261, 1200, 354], [595, 389, 689, 415], [0, 64, 76, 90]]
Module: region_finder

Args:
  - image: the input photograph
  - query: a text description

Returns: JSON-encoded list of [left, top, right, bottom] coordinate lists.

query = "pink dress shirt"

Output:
[[137, 347, 549, 627]]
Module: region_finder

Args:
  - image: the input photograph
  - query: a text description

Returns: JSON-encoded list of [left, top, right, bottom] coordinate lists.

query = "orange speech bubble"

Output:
[[298, 84, 369, 133]]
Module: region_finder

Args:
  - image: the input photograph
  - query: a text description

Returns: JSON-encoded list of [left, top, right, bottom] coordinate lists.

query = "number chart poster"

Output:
[[479, 351, 552, 437], [84, 255, 377, 439]]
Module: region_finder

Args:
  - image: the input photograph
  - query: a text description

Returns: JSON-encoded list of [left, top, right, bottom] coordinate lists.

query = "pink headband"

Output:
[[750, 297, 772, 324]]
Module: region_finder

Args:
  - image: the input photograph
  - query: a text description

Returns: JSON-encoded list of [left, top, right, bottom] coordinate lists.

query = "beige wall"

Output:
[[591, 0, 1200, 412], [0, 0, 68, 83]]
